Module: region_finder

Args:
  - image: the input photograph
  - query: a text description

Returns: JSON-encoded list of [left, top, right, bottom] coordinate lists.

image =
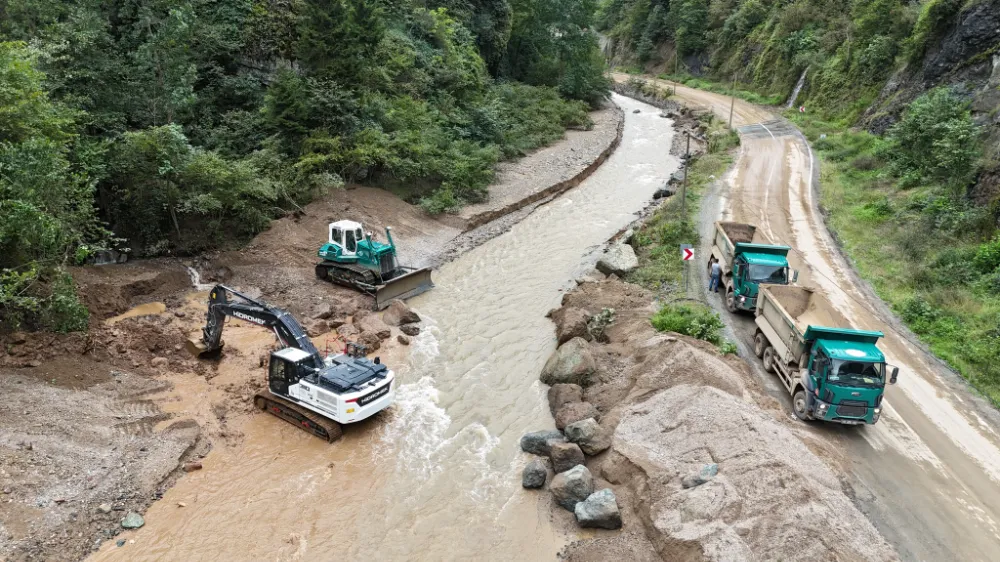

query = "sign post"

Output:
[[680, 244, 694, 294]]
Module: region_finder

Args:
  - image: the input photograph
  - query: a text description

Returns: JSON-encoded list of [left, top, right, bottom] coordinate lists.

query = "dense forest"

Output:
[[600, 0, 1000, 401], [0, 0, 609, 331]]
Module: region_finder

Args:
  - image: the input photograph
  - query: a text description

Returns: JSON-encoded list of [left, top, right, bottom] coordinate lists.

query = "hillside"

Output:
[[599, 0, 1000, 399], [0, 0, 608, 332]]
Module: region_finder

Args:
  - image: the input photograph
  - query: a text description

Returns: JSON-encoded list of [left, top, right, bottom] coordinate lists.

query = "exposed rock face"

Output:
[[554, 401, 600, 430], [522, 459, 547, 489], [549, 442, 585, 474], [382, 300, 420, 326], [550, 465, 594, 511], [596, 243, 638, 276], [574, 489, 622, 529], [520, 430, 565, 456], [564, 417, 611, 456], [550, 307, 590, 345], [547, 383, 583, 416], [540, 338, 596, 386]]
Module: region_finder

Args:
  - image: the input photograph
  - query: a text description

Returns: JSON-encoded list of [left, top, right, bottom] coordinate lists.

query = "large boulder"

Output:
[[547, 383, 583, 416], [357, 314, 392, 340], [550, 307, 590, 345], [596, 243, 638, 276], [574, 489, 622, 530], [549, 442, 586, 473], [522, 459, 547, 489], [520, 430, 565, 456], [564, 418, 611, 456], [550, 465, 594, 511], [383, 300, 420, 326], [540, 338, 596, 387], [555, 401, 600, 430], [357, 331, 381, 352]]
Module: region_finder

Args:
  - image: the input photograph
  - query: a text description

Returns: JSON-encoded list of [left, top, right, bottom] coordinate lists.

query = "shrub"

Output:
[[974, 235, 1000, 274], [651, 302, 725, 345]]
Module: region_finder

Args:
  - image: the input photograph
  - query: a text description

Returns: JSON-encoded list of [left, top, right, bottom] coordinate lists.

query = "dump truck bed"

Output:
[[755, 285, 852, 365], [711, 221, 776, 270]]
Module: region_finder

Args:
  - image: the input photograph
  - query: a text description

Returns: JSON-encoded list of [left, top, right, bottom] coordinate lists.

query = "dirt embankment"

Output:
[[546, 278, 896, 561], [0, 104, 626, 561]]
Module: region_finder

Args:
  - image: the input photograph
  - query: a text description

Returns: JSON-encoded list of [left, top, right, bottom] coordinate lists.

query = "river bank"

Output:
[[0, 100, 625, 561]]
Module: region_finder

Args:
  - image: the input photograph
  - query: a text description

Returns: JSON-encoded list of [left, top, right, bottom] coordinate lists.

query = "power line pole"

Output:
[[674, 50, 679, 96], [729, 73, 737, 129], [681, 131, 690, 220]]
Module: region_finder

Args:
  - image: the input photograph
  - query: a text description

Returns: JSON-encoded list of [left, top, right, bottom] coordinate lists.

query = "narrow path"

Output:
[[88, 94, 679, 561], [614, 73, 1000, 561]]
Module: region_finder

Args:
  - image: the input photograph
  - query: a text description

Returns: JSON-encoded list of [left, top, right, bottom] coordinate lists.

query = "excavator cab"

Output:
[[268, 347, 315, 395]]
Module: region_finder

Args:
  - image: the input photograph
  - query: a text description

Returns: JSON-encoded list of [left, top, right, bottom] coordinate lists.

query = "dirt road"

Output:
[[612, 73, 1000, 560]]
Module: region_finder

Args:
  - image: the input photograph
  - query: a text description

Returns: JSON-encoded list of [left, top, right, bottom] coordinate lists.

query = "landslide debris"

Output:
[[543, 277, 897, 562]]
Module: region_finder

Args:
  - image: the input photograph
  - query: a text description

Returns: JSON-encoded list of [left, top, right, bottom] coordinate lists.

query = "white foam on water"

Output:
[[186, 266, 214, 291]]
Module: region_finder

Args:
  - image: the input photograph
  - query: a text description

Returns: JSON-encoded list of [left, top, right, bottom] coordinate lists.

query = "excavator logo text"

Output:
[[233, 311, 268, 326]]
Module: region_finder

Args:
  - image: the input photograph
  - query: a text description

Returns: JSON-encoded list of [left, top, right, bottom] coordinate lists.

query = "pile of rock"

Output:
[[519, 423, 620, 530]]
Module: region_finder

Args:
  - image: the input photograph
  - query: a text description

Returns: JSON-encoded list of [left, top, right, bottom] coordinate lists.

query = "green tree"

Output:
[[672, 0, 708, 56]]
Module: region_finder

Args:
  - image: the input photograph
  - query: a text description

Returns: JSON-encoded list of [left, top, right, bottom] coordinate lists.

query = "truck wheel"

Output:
[[762, 346, 775, 373], [753, 332, 766, 358], [726, 287, 738, 313], [793, 389, 812, 421]]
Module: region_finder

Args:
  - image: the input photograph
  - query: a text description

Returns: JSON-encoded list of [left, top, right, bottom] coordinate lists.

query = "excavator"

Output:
[[316, 220, 433, 310], [186, 285, 396, 442]]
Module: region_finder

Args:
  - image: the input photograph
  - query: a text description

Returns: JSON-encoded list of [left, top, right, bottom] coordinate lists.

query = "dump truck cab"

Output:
[[709, 222, 796, 313], [800, 328, 896, 424], [729, 247, 793, 311]]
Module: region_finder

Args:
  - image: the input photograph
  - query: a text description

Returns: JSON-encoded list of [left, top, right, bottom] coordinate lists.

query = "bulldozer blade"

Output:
[[375, 267, 434, 310]]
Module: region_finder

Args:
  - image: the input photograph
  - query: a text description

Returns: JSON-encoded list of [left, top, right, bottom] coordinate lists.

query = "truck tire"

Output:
[[753, 331, 766, 358], [793, 389, 812, 421], [726, 286, 738, 313], [762, 346, 775, 373]]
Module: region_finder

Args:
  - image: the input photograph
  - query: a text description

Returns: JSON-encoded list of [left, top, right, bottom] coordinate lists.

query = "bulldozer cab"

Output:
[[269, 347, 315, 394], [329, 220, 365, 256]]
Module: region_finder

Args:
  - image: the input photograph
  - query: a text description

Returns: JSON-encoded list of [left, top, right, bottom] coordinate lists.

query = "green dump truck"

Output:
[[709, 222, 797, 313], [753, 285, 899, 425]]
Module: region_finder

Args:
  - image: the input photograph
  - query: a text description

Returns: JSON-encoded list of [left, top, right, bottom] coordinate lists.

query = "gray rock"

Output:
[[400, 324, 421, 337], [121, 512, 144, 529], [150, 357, 168, 368], [383, 300, 420, 326], [653, 187, 675, 199], [552, 307, 590, 345], [520, 430, 565, 456], [540, 338, 596, 387], [550, 465, 594, 511], [397, 335, 410, 345], [547, 383, 583, 417], [574, 488, 622, 529], [555, 401, 600, 430], [564, 417, 612, 456], [632, 109, 641, 113], [550, 442, 586, 474], [337, 324, 359, 338], [682, 463, 719, 489], [116, 539, 126, 547], [522, 459, 547, 489], [97, 503, 112, 514], [596, 243, 639, 276], [312, 303, 334, 320], [357, 314, 392, 340]]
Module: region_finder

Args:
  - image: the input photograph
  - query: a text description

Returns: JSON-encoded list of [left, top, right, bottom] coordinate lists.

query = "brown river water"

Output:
[[89, 94, 678, 561]]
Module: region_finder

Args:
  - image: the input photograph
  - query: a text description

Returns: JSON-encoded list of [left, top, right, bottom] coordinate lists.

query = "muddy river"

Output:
[[90, 94, 678, 561]]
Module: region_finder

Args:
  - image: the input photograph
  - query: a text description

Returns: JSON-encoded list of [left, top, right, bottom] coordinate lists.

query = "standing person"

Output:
[[709, 258, 722, 293]]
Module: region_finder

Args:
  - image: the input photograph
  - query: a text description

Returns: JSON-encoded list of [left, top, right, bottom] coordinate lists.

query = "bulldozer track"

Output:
[[316, 261, 378, 290], [254, 389, 343, 443]]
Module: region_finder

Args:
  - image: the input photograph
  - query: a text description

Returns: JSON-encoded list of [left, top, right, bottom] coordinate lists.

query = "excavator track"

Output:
[[254, 389, 343, 442], [315, 261, 378, 291]]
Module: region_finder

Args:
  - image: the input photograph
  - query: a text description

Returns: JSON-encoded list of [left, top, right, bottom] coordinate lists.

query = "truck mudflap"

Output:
[[374, 267, 434, 310]]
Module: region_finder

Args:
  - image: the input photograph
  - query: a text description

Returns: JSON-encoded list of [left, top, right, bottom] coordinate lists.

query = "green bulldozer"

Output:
[[315, 220, 434, 310]]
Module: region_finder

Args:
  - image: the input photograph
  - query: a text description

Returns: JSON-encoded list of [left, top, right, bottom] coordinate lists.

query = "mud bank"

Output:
[[541, 278, 896, 561]]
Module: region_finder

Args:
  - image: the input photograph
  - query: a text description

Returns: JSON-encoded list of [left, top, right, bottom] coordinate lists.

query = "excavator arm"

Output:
[[187, 285, 323, 369]]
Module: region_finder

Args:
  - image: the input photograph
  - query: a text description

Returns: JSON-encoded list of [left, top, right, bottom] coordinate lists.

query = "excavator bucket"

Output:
[[374, 267, 434, 310], [185, 338, 223, 358]]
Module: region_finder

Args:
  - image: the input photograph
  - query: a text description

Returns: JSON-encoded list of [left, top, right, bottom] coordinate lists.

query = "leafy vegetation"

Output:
[[651, 301, 725, 344], [1, 0, 609, 331]]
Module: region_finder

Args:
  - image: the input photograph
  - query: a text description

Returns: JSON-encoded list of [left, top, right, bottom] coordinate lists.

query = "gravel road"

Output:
[[613, 73, 1000, 561]]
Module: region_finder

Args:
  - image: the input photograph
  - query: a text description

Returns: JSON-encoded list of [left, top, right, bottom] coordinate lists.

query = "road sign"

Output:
[[680, 244, 694, 261]]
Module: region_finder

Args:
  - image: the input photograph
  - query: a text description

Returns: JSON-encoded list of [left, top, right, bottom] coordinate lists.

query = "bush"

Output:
[[887, 88, 980, 194], [651, 302, 725, 345], [974, 235, 1000, 274]]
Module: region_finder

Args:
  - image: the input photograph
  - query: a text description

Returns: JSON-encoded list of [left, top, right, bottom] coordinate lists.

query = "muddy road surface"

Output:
[[613, 74, 1000, 561], [88, 93, 678, 561]]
